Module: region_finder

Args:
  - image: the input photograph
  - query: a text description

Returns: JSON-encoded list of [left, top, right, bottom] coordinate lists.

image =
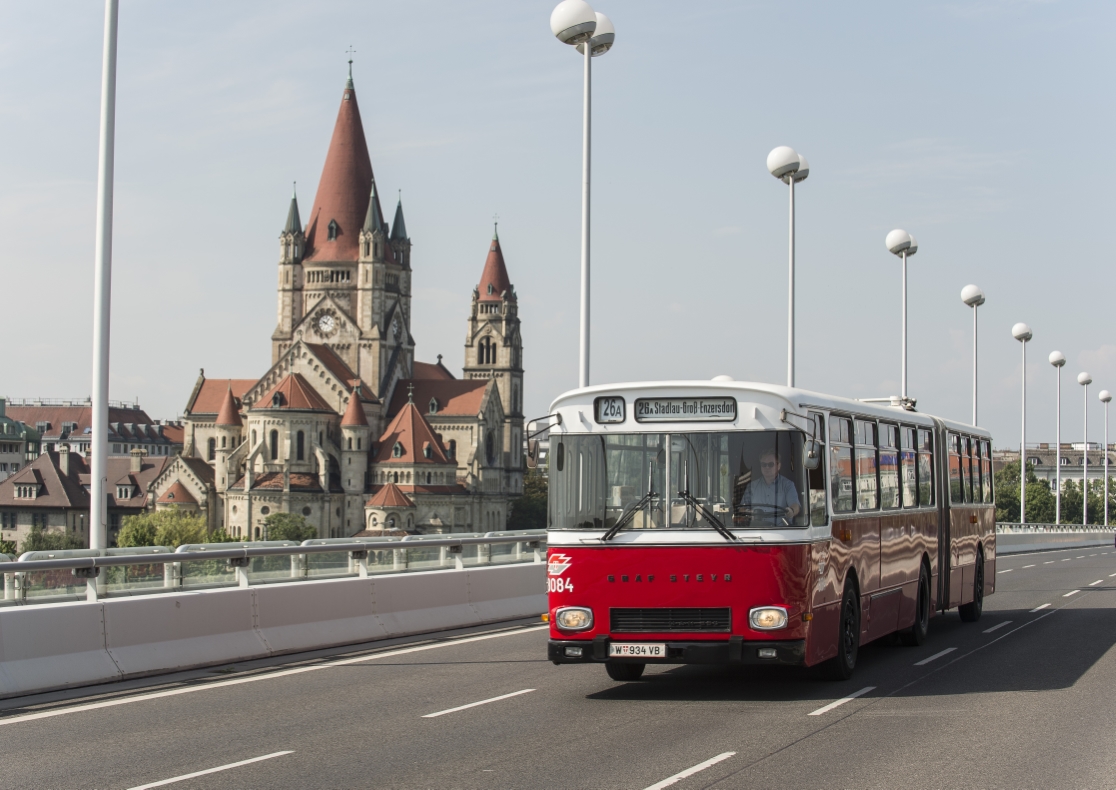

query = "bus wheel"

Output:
[[959, 549, 985, 623], [899, 564, 930, 646], [605, 661, 646, 681], [824, 580, 860, 681]]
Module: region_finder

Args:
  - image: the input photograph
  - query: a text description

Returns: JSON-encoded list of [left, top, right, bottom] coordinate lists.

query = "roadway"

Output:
[[4, 544, 1116, 789]]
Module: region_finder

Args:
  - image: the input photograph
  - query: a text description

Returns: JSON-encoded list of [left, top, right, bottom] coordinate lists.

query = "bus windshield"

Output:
[[549, 431, 810, 531]]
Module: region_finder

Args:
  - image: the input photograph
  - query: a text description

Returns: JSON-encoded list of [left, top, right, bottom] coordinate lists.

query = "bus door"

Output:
[[933, 421, 952, 613]]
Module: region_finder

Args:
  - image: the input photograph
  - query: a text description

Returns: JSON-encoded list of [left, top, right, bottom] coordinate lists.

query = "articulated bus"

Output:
[[543, 380, 995, 681]]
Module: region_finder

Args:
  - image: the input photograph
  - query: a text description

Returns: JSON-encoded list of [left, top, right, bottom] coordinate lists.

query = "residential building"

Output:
[[0, 399, 40, 482], [3, 399, 182, 459]]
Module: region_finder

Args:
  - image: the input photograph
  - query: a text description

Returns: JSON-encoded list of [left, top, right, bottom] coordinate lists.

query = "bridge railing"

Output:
[[0, 531, 546, 606], [996, 523, 1116, 533]]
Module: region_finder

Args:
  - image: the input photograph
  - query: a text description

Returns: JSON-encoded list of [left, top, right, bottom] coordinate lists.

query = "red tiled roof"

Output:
[[0, 451, 170, 510], [5, 404, 155, 439], [254, 373, 334, 412], [162, 424, 185, 444], [412, 360, 455, 381], [303, 81, 382, 263], [157, 481, 197, 505], [341, 387, 369, 427], [305, 344, 378, 403], [388, 379, 488, 419], [477, 234, 514, 302], [215, 387, 242, 427], [228, 472, 324, 492], [365, 483, 415, 508], [188, 379, 257, 415], [375, 401, 450, 464]]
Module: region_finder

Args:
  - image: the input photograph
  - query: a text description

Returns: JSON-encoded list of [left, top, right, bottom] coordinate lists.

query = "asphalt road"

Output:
[[5, 544, 1116, 790]]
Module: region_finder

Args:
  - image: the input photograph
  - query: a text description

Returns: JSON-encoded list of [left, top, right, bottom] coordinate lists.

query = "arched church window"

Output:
[[297, 431, 305, 461], [423, 443, 432, 460], [487, 284, 494, 295], [221, 436, 227, 449], [448, 440, 456, 459], [486, 432, 495, 466], [393, 471, 399, 484], [347, 437, 352, 451], [269, 430, 279, 460], [426, 472, 432, 485], [252, 430, 257, 446], [208, 438, 216, 462], [328, 220, 338, 241], [429, 398, 438, 415], [392, 442, 403, 458]]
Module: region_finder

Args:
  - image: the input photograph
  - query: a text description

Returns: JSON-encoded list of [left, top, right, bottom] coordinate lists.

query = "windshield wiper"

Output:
[[601, 490, 657, 541], [676, 490, 737, 543]]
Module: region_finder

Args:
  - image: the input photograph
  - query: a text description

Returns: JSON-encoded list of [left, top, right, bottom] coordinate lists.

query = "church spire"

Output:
[[284, 183, 302, 235], [390, 195, 408, 241], [477, 229, 515, 302], [362, 180, 386, 234]]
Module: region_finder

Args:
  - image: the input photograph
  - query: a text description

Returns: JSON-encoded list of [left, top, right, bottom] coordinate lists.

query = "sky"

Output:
[[0, 0, 1113, 450]]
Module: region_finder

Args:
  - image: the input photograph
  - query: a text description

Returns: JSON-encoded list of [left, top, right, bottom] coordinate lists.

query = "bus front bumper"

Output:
[[548, 636, 805, 666]]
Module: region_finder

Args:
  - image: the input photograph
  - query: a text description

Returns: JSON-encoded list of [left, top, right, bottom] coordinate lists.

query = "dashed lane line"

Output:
[[641, 752, 737, 790], [1064, 590, 1081, 597], [1089, 580, 1103, 586], [914, 648, 957, 666], [125, 751, 293, 790], [1031, 603, 1051, 612], [997, 569, 1013, 574], [421, 689, 535, 718], [983, 621, 1012, 634], [1023, 564, 1035, 568], [807, 686, 875, 716]]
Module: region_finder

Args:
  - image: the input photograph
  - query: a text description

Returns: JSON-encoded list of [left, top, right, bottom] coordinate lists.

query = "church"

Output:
[[151, 70, 525, 540]]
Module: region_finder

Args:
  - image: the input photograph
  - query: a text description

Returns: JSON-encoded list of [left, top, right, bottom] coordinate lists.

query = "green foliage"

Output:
[[117, 507, 207, 549], [205, 527, 240, 543], [263, 512, 317, 542], [507, 468, 548, 530], [1058, 478, 1111, 526], [19, 524, 84, 554], [995, 460, 1113, 524], [0, 539, 17, 556]]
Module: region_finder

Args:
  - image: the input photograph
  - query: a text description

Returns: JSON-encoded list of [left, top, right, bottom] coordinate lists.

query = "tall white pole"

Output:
[[91, 0, 119, 551], [972, 304, 978, 424], [1020, 341, 1027, 525], [901, 251, 908, 400], [578, 40, 591, 389], [787, 178, 795, 388], [1056, 366, 1062, 524], [1105, 402, 1109, 527], [1083, 383, 1089, 526]]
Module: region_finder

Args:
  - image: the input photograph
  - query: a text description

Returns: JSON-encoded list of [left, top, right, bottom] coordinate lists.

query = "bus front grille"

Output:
[[610, 607, 731, 633]]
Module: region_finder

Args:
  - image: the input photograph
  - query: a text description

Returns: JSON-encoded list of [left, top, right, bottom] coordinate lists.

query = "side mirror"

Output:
[[803, 439, 821, 470], [526, 438, 540, 469]]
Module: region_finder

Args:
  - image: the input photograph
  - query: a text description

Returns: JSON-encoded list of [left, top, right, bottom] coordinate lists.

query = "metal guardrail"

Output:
[[996, 523, 1116, 533], [0, 531, 546, 606]]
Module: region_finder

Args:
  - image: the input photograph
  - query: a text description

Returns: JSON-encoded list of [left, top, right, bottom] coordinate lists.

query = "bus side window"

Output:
[[854, 419, 879, 511], [970, 437, 982, 503], [808, 413, 828, 525], [879, 423, 900, 509], [917, 429, 934, 506], [829, 416, 854, 514], [900, 427, 918, 508], [948, 434, 964, 503], [981, 439, 993, 504]]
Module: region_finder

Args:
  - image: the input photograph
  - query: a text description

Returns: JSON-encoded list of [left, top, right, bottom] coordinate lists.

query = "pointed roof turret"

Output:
[[390, 195, 408, 241], [341, 384, 369, 427], [362, 181, 386, 234], [374, 400, 450, 464], [215, 387, 242, 427], [254, 373, 333, 412], [477, 226, 515, 303], [283, 184, 302, 235], [304, 75, 376, 262]]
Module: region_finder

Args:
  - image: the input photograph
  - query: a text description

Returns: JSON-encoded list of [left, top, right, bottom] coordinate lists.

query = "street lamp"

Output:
[[1012, 322, 1032, 523], [1079, 371, 1092, 526], [550, 0, 615, 389], [1100, 390, 1112, 527], [1050, 350, 1066, 524], [888, 230, 919, 402], [961, 285, 985, 425], [767, 146, 810, 388]]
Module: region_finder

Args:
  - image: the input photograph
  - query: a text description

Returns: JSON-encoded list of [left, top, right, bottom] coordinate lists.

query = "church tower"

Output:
[[274, 190, 305, 358], [463, 227, 524, 492]]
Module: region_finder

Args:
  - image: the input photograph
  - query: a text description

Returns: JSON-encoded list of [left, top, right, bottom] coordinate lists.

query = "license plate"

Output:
[[609, 642, 666, 658]]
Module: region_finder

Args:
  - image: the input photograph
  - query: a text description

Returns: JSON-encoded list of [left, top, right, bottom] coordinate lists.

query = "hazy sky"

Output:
[[1, 0, 1113, 450]]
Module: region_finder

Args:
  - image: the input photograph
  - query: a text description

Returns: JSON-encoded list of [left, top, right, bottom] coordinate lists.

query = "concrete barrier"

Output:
[[997, 531, 1114, 555], [0, 562, 545, 700]]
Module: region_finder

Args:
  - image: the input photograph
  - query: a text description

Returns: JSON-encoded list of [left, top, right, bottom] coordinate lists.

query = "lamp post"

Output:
[[767, 146, 810, 388], [1079, 371, 1092, 526], [1100, 390, 1112, 527], [1050, 351, 1066, 524], [550, 0, 615, 389], [961, 285, 985, 425], [887, 230, 919, 401], [1012, 323, 1032, 523]]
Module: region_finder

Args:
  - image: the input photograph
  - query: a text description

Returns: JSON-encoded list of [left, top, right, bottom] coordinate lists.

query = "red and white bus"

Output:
[[543, 380, 995, 680]]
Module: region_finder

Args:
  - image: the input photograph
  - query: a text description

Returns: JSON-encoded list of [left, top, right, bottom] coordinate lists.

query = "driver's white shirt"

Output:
[[741, 475, 800, 510]]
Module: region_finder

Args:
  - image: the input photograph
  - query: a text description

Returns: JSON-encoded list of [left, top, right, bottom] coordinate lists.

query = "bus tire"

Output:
[[899, 562, 930, 646], [959, 548, 984, 623], [605, 661, 645, 681], [824, 579, 860, 681]]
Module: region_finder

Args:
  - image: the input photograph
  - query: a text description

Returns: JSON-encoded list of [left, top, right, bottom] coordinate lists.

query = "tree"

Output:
[[19, 524, 84, 554], [117, 507, 207, 549], [263, 512, 317, 542], [1, 539, 18, 556], [994, 461, 1055, 523], [507, 468, 547, 530]]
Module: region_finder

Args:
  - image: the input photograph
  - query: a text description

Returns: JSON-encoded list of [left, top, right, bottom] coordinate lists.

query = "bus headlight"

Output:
[[555, 607, 594, 631], [749, 606, 788, 630]]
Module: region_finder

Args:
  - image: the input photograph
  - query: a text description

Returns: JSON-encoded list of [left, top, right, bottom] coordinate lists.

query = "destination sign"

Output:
[[634, 397, 737, 423]]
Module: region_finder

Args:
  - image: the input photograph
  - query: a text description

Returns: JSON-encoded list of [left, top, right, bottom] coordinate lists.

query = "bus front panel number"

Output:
[[595, 397, 625, 424], [548, 577, 574, 593]]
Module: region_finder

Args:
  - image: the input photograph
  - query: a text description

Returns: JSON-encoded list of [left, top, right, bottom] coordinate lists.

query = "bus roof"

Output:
[[547, 379, 991, 439]]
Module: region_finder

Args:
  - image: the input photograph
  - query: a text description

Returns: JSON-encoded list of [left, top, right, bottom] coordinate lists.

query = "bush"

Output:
[[507, 468, 547, 530], [117, 508, 208, 549], [0, 539, 18, 556], [19, 524, 84, 554], [263, 512, 317, 542]]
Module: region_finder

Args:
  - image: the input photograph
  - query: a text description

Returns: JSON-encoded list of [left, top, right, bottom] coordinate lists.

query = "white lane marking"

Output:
[[807, 686, 875, 716], [983, 621, 1013, 633], [1109, 572, 1116, 577], [914, 648, 957, 666], [642, 752, 737, 790], [997, 569, 1013, 574], [1044, 561, 1055, 564], [1064, 590, 1080, 597], [125, 751, 293, 789], [422, 688, 535, 718], [0, 625, 549, 728], [1090, 554, 1097, 557], [1030, 603, 1051, 612], [1023, 564, 1035, 568], [1061, 559, 1072, 562], [1077, 556, 1085, 559], [1089, 580, 1103, 586]]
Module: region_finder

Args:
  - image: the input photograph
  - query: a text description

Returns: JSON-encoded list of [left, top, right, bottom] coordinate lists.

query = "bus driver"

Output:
[[739, 449, 801, 525]]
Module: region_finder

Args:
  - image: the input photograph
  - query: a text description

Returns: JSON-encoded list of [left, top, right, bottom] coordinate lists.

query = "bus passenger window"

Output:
[[808, 413, 828, 525], [962, 436, 975, 503], [981, 440, 993, 504], [917, 429, 935, 506], [829, 416, 854, 514], [900, 427, 917, 508], [879, 424, 900, 509], [854, 419, 878, 511], [948, 434, 964, 503], [970, 437, 982, 503]]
